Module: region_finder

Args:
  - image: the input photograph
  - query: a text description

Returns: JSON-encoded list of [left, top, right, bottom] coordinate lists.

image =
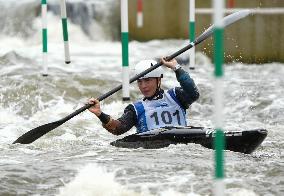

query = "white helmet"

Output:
[[134, 60, 163, 79]]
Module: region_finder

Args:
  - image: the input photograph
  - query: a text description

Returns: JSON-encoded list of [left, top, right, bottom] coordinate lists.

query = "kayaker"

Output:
[[88, 57, 199, 135]]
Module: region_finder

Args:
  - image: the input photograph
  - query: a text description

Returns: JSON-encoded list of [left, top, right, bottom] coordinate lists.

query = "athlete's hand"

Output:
[[88, 98, 102, 117], [161, 57, 177, 69]]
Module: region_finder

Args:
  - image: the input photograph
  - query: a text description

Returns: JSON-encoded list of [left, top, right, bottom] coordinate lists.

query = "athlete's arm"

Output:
[[88, 98, 137, 135], [174, 68, 200, 109], [160, 58, 199, 109]]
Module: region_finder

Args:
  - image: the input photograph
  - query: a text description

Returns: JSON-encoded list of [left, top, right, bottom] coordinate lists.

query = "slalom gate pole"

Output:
[[137, 0, 143, 27], [227, 0, 235, 8], [41, 0, 48, 76], [189, 0, 196, 70], [213, 0, 225, 195], [60, 0, 71, 64], [121, 0, 130, 101]]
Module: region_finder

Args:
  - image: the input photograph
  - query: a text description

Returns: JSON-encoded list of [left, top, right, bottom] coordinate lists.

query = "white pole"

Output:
[[212, 0, 225, 196], [121, 0, 130, 101], [60, 0, 71, 64], [189, 0, 195, 70], [41, 0, 48, 76]]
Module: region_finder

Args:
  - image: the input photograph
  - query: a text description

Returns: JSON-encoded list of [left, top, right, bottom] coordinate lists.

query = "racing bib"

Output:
[[133, 89, 187, 133]]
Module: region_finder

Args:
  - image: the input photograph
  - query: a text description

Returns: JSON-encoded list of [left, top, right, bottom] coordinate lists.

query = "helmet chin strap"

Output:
[[156, 78, 161, 90]]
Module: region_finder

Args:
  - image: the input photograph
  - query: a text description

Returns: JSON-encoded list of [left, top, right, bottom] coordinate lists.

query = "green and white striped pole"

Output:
[[213, 0, 225, 195], [189, 0, 195, 70], [41, 0, 48, 76], [121, 0, 130, 101], [60, 0, 71, 64]]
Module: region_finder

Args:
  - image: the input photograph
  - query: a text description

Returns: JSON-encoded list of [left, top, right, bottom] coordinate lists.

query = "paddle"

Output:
[[13, 10, 251, 144]]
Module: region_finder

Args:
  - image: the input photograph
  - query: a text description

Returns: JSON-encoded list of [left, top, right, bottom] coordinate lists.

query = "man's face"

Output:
[[137, 77, 159, 98]]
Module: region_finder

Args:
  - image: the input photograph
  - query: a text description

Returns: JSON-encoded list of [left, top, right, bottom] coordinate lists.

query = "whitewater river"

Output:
[[1, 38, 283, 195], [0, 2, 284, 196]]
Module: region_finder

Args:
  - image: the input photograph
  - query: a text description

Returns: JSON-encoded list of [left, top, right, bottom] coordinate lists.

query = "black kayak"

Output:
[[110, 126, 268, 154]]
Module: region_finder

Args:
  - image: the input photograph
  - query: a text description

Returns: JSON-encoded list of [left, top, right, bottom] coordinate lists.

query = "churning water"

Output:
[[0, 0, 283, 195]]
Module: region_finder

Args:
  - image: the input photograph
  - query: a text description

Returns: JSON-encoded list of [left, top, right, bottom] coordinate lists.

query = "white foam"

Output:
[[0, 159, 23, 165], [0, 106, 24, 125], [31, 13, 93, 45], [0, 106, 26, 143], [55, 133, 77, 141], [18, 147, 43, 155], [160, 189, 196, 196], [58, 164, 139, 196], [226, 188, 258, 196]]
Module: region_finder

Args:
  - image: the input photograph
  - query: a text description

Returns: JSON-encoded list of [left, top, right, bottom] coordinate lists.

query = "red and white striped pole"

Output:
[[227, 0, 235, 8], [137, 0, 143, 28]]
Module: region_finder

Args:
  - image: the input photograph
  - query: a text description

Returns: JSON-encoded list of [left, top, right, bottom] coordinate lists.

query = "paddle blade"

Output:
[[195, 9, 251, 45], [13, 120, 64, 144]]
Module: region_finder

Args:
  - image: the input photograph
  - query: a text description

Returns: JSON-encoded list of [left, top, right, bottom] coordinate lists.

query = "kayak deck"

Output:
[[110, 126, 268, 154]]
